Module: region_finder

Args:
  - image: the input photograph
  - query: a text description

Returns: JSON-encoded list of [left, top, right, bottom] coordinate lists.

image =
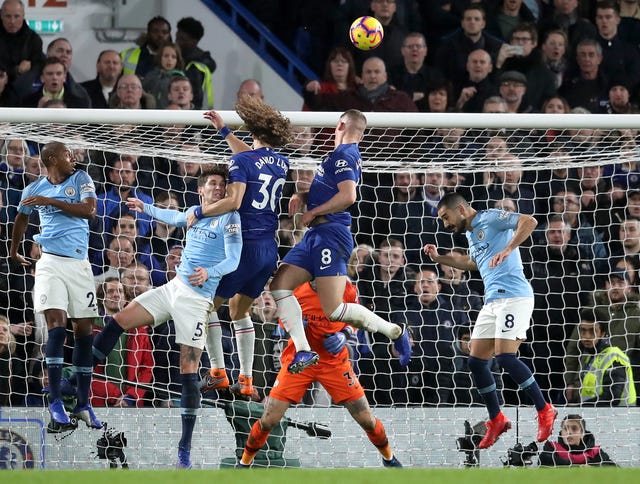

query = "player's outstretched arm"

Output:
[[490, 213, 538, 268], [9, 213, 31, 266], [21, 195, 96, 219], [301, 179, 356, 227], [193, 182, 246, 223], [423, 244, 477, 271], [204, 110, 251, 154]]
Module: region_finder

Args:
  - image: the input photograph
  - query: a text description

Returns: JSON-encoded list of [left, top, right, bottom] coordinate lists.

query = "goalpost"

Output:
[[1, 108, 639, 469]]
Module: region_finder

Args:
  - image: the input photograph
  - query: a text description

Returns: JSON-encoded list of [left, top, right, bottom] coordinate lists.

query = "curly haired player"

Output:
[[190, 95, 293, 398]]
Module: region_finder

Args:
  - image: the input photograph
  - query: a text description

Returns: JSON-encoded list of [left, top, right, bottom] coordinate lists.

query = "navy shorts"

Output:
[[216, 237, 278, 299], [282, 223, 354, 277]]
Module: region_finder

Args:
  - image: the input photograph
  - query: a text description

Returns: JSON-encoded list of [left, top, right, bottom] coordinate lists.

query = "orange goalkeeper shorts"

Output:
[[268, 354, 365, 404]]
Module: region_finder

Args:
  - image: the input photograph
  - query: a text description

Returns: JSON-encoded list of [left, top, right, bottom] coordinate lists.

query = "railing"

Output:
[[201, 0, 318, 94]]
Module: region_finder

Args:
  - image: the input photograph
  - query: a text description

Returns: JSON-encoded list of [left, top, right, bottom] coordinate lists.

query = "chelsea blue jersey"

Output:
[[228, 147, 288, 240], [18, 170, 96, 259], [307, 143, 362, 226], [466, 209, 533, 302]]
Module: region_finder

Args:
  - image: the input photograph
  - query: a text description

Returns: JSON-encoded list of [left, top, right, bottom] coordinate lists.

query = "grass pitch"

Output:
[[1, 467, 635, 484]]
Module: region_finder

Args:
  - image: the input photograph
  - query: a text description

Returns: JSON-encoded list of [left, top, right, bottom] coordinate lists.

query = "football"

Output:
[[349, 16, 384, 51]]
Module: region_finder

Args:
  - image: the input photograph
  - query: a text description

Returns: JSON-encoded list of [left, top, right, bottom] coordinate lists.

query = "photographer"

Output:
[[538, 414, 616, 467]]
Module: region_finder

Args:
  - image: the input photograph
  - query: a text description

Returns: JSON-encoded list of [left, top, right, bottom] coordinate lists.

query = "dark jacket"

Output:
[[303, 84, 418, 112], [80, 77, 113, 109], [539, 431, 616, 466], [0, 21, 43, 82]]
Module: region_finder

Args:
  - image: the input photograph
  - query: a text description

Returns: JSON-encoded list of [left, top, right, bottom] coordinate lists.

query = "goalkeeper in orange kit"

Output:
[[237, 280, 403, 468]]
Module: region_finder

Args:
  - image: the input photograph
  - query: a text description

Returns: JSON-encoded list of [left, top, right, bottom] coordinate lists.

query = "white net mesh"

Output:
[[1, 109, 639, 468]]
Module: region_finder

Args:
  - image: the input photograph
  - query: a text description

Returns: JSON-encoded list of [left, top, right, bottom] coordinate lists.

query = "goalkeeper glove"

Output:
[[356, 329, 372, 356], [323, 331, 347, 354]]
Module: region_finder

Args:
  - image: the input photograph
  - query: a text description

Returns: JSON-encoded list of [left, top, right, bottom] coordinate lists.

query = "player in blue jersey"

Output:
[[9, 141, 103, 431], [92, 167, 242, 469], [269, 109, 411, 374], [424, 192, 557, 449], [188, 95, 293, 397]]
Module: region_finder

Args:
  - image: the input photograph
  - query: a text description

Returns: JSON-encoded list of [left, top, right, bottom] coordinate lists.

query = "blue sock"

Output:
[[45, 327, 67, 402], [92, 316, 124, 364], [73, 334, 94, 407], [178, 373, 200, 452], [495, 353, 546, 411], [468, 356, 501, 419]]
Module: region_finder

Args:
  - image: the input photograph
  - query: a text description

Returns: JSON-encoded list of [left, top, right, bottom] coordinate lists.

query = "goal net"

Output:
[[1, 108, 639, 469]]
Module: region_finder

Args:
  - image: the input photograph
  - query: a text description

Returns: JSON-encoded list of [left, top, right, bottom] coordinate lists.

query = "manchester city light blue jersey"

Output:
[[307, 143, 362, 226], [466, 209, 533, 302], [18, 170, 96, 259], [143, 204, 242, 299], [228, 147, 288, 240]]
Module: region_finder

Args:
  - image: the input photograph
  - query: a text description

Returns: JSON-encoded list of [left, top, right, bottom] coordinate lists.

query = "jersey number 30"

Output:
[[252, 174, 285, 211]]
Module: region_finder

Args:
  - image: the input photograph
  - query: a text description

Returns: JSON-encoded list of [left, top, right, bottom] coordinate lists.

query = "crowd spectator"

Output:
[[303, 47, 357, 111], [540, 29, 570, 90], [303, 56, 417, 112], [80, 50, 123, 109], [141, 43, 186, 109], [538, 0, 597, 54], [539, 414, 616, 466], [566, 308, 636, 407], [0, 62, 17, 106], [495, 23, 557, 111], [528, 214, 595, 401], [559, 38, 609, 112], [454, 49, 499, 113], [21, 57, 90, 108], [121, 16, 172, 78], [594, 0, 640, 93], [109, 73, 156, 109], [175, 16, 215, 109], [0, 0, 43, 84], [435, 4, 504, 89], [15, 37, 90, 105], [388, 32, 444, 111], [485, 0, 537, 43], [565, 273, 640, 401]]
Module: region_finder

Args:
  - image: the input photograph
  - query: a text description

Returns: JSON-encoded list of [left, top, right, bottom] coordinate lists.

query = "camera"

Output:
[[96, 425, 128, 469], [502, 441, 538, 467], [456, 420, 486, 467]]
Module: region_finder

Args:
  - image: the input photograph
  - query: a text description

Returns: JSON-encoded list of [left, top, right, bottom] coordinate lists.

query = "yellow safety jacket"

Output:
[[121, 46, 141, 75], [581, 346, 637, 405], [186, 60, 214, 109]]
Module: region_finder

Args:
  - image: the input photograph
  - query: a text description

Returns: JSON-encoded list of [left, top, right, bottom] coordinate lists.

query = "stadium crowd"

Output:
[[1, 0, 639, 412]]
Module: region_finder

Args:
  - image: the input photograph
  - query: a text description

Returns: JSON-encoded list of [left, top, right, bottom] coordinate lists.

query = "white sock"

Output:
[[272, 289, 311, 352], [233, 316, 255, 377], [330, 303, 402, 340], [206, 312, 224, 369]]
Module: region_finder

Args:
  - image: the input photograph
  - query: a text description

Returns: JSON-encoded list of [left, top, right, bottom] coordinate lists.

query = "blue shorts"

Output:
[[216, 237, 278, 299], [283, 223, 354, 277]]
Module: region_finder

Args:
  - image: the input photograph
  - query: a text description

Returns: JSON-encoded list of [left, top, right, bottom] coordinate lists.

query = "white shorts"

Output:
[[33, 253, 98, 319], [472, 296, 534, 341], [134, 276, 213, 350]]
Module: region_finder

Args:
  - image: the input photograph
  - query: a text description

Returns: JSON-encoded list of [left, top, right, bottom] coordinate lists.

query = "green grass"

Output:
[[0, 467, 636, 484]]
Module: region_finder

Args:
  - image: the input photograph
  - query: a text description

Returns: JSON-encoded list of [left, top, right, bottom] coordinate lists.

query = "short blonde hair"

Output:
[[0, 315, 16, 355]]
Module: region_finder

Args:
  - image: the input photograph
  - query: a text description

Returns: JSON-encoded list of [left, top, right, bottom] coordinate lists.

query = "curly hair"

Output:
[[235, 95, 294, 148]]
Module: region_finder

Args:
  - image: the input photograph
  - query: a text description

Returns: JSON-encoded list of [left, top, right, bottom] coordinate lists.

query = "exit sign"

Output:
[[27, 19, 63, 34]]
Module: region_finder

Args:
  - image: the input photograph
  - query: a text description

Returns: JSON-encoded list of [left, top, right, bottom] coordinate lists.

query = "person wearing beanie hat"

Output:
[[601, 73, 639, 113]]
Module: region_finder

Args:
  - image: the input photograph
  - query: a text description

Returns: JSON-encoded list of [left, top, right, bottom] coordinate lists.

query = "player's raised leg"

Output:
[[270, 263, 319, 374]]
